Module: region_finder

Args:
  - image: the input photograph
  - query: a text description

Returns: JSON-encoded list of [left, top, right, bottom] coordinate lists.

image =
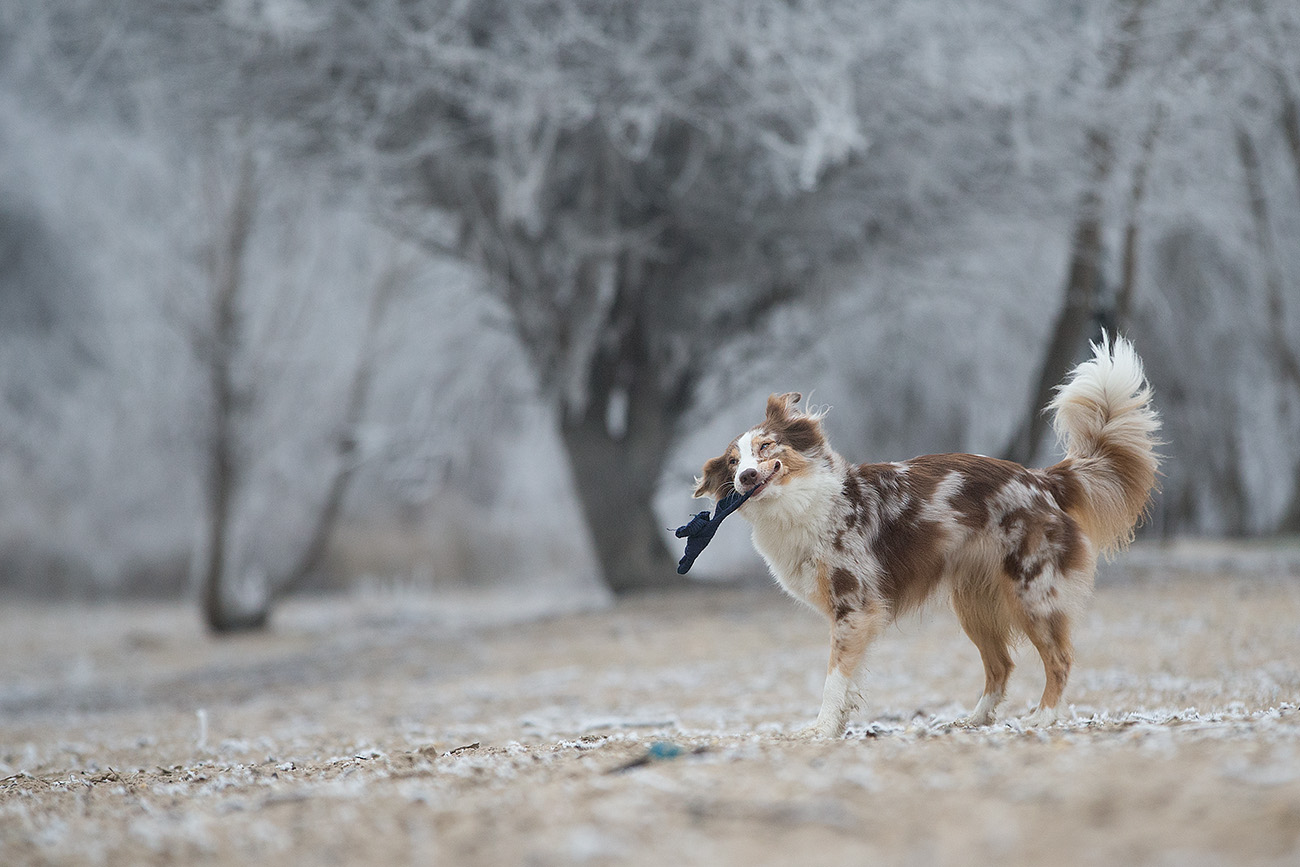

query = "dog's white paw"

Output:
[[958, 692, 1002, 727], [792, 721, 844, 740], [957, 710, 997, 728], [1022, 706, 1060, 728]]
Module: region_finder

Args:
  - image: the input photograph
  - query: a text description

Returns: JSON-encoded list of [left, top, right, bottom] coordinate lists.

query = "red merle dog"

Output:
[[692, 337, 1160, 737]]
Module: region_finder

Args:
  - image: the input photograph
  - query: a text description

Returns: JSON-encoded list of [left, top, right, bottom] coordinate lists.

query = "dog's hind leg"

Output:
[[1021, 609, 1074, 727], [806, 604, 886, 738], [1004, 511, 1093, 727], [952, 580, 1015, 726]]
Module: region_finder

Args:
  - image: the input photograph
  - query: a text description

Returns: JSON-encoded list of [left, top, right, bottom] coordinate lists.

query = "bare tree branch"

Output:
[[273, 256, 410, 599], [200, 147, 264, 633]]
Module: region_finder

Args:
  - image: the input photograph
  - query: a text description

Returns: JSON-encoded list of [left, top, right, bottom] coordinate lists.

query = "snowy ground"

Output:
[[2, 565, 1300, 866]]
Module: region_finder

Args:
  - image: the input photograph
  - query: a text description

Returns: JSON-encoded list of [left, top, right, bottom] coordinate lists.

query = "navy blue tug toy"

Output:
[[673, 487, 756, 574]]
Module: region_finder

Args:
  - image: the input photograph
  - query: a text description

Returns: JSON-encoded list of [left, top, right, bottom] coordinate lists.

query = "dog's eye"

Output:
[[728, 457, 738, 466], [759, 441, 774, 456]]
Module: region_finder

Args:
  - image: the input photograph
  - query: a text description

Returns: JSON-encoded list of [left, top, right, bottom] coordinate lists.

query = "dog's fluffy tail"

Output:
[[1048, 335, 1161, 554]]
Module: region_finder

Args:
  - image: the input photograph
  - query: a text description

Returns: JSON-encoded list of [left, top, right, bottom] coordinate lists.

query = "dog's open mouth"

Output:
[[744, 462, 781, 498]]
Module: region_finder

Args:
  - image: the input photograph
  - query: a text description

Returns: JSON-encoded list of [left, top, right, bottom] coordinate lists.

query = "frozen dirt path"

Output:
[[2, 573, 1299, 865]]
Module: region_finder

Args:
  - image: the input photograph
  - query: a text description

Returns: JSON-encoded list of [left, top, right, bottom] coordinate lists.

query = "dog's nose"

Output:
[[739, 468, 759, 488]]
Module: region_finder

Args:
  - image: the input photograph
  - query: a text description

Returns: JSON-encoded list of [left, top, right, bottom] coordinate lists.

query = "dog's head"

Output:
[[693, 392, 830, 502]]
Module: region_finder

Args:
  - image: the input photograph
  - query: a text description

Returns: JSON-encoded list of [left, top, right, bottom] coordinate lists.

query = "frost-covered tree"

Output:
[[1000, 0, 1300, 535], [200, 0, 875, 592], [12, 0, 1300, 600], [3, 0, 596, 609], [1101, 0, 1300, 531]]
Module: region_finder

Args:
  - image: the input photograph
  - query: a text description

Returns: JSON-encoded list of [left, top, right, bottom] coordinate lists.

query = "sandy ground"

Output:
[[2, 568, 1300, 866]]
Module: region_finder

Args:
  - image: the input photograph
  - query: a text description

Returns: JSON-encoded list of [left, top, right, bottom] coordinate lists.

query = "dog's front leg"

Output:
[[806, 605, 885, 738], [810, 668, 857, 738]]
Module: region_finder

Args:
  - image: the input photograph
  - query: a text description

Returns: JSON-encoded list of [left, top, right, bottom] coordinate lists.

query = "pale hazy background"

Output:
[[2, 0, 1298, 625]]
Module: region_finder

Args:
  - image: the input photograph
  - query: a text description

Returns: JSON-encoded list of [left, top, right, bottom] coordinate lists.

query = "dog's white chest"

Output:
[[756, 539, 821, 605], [744, 472, 841, 607]]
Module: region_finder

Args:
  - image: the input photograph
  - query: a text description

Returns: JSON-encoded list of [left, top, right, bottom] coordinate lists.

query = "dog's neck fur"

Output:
[[741, 449, 848, 605]]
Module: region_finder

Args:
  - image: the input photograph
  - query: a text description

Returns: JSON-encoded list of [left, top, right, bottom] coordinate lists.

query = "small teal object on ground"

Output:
[[646, 741, 684, 760]]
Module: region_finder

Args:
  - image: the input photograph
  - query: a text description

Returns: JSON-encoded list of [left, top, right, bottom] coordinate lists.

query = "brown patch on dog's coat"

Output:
[[765, 392, 825, 455], [693, 439, 739, 500]]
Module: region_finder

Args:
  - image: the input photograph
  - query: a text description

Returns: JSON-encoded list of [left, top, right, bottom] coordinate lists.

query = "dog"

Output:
[[691, 336, 1160, 737]]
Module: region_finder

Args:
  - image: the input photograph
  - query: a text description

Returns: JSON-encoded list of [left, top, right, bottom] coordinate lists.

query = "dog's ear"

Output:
[[766, 391, 826, 453], [765, 392, 803, 424], [693, 453, 731, 500]]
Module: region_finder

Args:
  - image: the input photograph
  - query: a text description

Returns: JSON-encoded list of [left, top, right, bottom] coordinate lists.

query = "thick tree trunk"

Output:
[[1002, 200, 1104, 466], [1116, 107, 1164, 328], [1003, 0, 1151, 467], [559, 396, 687, 594], [561, 424, 683, 595], [557, 325, 690, 594]]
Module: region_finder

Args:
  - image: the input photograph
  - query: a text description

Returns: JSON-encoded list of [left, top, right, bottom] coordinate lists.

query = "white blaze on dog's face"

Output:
[[732, 430, 781, 497], [692, 392, 827, 502]]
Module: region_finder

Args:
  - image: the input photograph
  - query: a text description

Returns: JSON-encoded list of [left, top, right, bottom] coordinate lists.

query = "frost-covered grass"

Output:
[[2, 569, 1299, 866]]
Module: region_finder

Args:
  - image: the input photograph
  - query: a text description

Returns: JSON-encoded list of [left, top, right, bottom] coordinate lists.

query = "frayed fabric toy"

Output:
[[673, 487, 755, 574]]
